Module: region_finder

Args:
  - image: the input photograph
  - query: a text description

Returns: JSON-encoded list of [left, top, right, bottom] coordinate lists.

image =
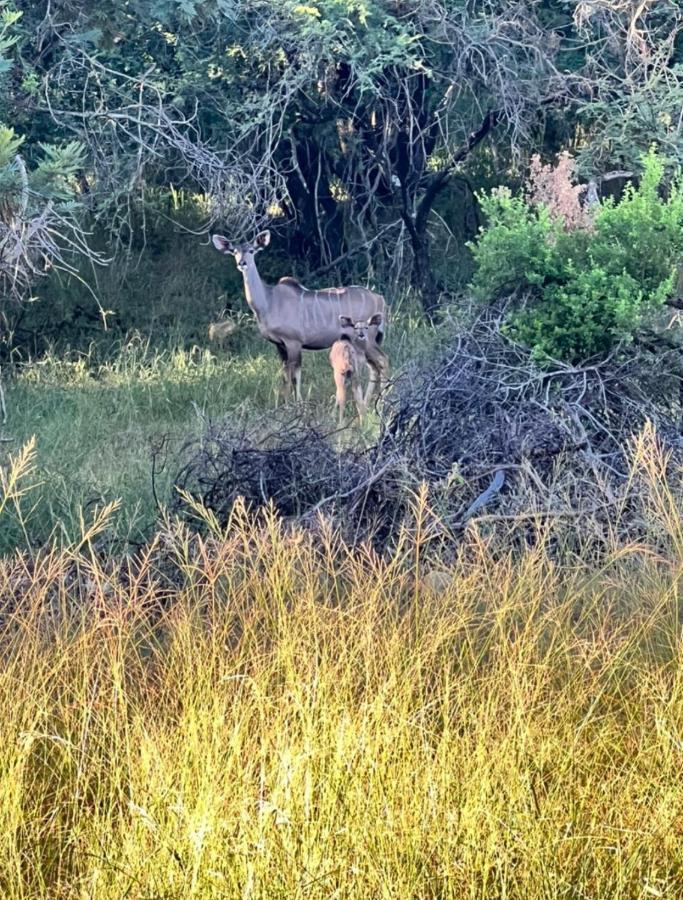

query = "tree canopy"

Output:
[[0, 0, 681, 314]]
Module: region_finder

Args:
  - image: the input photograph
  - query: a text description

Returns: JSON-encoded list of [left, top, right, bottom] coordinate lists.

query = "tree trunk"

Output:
[[408, 222, 440, 319]]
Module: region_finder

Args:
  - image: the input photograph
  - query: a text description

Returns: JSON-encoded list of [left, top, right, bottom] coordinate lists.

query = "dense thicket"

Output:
[[0, 0, 681, 325]]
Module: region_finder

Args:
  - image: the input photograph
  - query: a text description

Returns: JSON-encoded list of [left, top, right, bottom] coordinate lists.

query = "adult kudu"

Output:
[[211, 231, 388, 402]]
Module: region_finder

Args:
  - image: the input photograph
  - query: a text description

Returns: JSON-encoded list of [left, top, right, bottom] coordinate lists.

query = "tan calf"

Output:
[[338, 313, 386, 407], [329, 336, 367, 426], [329, 313, 386, 424]]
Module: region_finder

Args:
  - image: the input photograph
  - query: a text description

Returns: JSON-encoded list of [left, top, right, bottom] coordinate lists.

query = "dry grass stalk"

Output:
[[0, 430, 682, 895]]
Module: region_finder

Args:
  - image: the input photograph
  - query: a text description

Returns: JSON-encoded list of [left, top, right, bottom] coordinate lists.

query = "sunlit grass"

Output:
[[0, 340, 280, 551], [0, 430, 682, 896], [0, 317, 438, 551]]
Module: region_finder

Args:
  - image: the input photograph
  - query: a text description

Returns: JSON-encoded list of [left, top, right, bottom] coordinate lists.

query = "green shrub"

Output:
[[469, 188, 560, 300], [508, 267, 660, 362], [469, 149, 683, 363], [590, 151, 683, 296]]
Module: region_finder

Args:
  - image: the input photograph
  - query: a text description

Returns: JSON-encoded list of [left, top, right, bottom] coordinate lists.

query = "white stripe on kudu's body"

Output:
[[211, 230, 388, 402]]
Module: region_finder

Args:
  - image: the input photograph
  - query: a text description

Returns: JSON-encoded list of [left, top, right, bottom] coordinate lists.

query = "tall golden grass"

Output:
[[0, 428, 682, 897]]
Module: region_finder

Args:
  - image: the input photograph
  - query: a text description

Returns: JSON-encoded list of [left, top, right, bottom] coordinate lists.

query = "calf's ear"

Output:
[[368, 313, 383, 326], [339, 315, 354, 328]]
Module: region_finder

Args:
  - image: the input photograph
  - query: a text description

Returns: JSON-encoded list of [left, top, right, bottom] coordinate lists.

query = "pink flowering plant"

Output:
[[469, 149, 683, 363]]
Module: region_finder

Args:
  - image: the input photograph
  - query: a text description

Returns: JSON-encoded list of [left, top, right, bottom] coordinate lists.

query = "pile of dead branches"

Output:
[[174, 412, 369, 524], [173, 315, 683, 549]]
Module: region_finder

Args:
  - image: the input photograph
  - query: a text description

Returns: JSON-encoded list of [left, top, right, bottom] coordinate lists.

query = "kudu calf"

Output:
[[329, 337, 366, 426], [329, 313, 384, 424], [211, 231, 388, 402]]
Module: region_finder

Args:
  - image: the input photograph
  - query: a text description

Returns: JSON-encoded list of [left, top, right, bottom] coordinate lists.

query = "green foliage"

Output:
[[0, 124, 23, 197], [0, 2, 21, 77], [0, 123, 22, 164], [470, 150, 683, 363], [509, 267, 655, 363], [31, 141, 88, 200], [590, 150, 683, 296], [0, 0, 679, 319], [0, 125, 86, 211], [469, 189, 559, 300]]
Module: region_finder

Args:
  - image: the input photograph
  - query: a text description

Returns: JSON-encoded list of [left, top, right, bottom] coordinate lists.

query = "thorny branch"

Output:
[[174, 312, 683, 550]]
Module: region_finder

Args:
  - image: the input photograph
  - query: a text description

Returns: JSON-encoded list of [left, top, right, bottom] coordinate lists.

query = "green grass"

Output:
[[2, 339, 276, 551], [0, 313, 437, 552]]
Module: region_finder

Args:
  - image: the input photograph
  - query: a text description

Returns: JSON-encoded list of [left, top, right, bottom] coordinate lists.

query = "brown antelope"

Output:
[[329, 335, 367, 426], [338, 313, 385, 407], [211, 231, 388, 402]]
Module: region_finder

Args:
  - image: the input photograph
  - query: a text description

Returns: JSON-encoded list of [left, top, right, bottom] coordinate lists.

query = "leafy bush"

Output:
[[510, 267, 651, 363], [469, 188, 559, 300], [589, 151, 683, 297], [469, 149, 683, 363], [0, 123, 100, 308]]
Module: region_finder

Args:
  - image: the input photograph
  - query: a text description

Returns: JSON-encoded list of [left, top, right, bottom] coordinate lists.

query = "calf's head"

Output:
[[339, 313, 383, 343]]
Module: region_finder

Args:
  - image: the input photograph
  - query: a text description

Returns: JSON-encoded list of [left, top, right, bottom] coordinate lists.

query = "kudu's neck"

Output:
[[242, 258, 270, 318]]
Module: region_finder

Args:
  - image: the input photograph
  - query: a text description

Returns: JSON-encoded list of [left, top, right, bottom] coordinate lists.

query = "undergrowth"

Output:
[[0, 312, 436, 552], [0, 429, 681, 897], [469, 149, 683, 362]]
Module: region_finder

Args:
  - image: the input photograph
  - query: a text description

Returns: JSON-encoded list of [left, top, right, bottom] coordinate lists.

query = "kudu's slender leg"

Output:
[[363, 344, 389, 408], [352, 378, 366, 422], [279, 340, 302, 403], [334, 370, 347, 426], [286, 342, 302, 403], [364, 362, 378, 408], [293, 357, 302, 403], [274, 342, 291, 404]]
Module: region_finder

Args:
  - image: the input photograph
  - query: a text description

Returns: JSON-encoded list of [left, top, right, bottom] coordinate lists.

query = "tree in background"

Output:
[[0, 0, 681, 320], [0, 6, 103, 344], [572, 0, 683, 174]]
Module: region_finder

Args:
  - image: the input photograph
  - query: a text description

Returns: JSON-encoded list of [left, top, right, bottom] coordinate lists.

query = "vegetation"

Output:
[[1, 431, 683, 897], [0, 1, 683, 895], [470, 150, 683, 362], [0, 0, 679, 324], [0, 312, 436, 553]]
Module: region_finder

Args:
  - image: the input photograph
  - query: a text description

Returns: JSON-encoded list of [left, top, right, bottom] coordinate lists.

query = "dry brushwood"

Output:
[[174, 410, 369, 523], [173, 314, 683, 550]]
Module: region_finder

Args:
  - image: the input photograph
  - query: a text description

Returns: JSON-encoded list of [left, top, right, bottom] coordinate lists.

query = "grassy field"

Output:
[[1, 337, 274, 552], [0, 433, 682, 897], [0, 314, 435, 553], [2, 317, 683, 896]]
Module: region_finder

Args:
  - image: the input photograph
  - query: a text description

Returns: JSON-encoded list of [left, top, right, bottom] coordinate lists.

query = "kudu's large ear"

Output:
[[368, 313, 383, 326], [254, 230, 271, 250], [212, 234, 235, 254], [339, 315, 354, 328]]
